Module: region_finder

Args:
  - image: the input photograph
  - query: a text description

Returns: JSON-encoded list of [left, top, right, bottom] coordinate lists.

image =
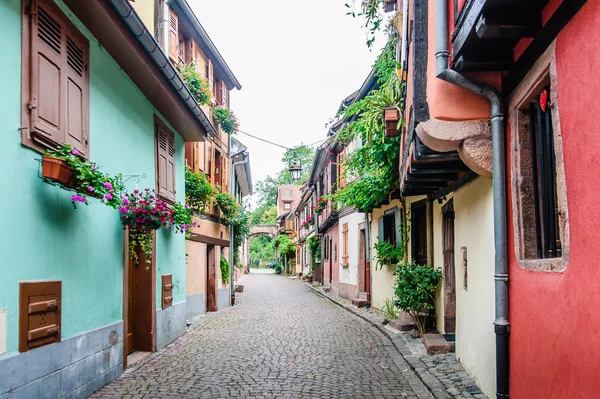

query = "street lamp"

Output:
[[289, 162, 302, 181]]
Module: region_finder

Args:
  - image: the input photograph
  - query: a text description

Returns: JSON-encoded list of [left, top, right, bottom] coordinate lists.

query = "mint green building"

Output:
[[0, 0, 222, 396]]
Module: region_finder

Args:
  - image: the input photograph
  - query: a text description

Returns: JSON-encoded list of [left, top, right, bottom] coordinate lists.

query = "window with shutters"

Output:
[[21, 0, 90, 157], [155, 117, 176, 202]]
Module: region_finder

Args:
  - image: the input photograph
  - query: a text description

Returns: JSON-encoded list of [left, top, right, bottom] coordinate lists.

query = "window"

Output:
[[342, 223, 349, 265], [155, 117, 176, 202], [526, 89, 561, 259], [22, 0, 90, 156], [284, 202, 291, 210], [378, 207, 404, 263], [509, 46, 569, 272], [411, 200, 427, 265]]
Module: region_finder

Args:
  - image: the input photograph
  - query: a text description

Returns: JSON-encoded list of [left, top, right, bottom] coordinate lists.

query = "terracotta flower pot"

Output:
[[307, 277, 313, 283], [42, 156, 76, 187], [384, 107, 400, 138]]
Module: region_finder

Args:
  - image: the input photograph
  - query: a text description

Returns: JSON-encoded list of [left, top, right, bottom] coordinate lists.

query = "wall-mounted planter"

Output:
[[384, 107, 400, 138], [41, 156, 76, 187]]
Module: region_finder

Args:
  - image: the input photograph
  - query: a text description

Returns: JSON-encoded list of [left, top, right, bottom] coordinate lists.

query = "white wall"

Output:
[[338, 212, 365, 288], [437, 177, 495, 397]]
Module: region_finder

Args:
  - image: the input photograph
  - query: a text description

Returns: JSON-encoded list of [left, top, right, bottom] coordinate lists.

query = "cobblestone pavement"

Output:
[[92, 274, 433, 399], [303, 283, 487, 399]]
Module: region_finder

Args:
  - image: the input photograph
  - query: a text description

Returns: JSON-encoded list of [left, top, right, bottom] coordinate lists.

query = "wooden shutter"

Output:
[[19, 281, 61, 352], [222, 155, 229, 192], [156, 120, 176, 202], [221, 81, 227, 108], [184, 142, 193, 168], [215, 79, 223, 106], [162, 275, 173, 309], [208, 59, 214, 99], [168, 9, 178, 63], [209, 143, 216, 185], [193, 142, 201, 173], [342, 223, 349, 264], [29, 0, 89, 156]]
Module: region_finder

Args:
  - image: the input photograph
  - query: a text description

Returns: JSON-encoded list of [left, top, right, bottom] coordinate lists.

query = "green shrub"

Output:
[[212, 107, 239, 134], [220, 255, 230, 282], [274, 264, 283, 275], [393, 261, 443, 336], [185, 166, 215, 211]]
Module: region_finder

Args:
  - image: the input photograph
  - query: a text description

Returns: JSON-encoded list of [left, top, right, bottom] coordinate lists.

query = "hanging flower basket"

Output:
[[41, 156, 76, 187], [384, 107, 400, 138]]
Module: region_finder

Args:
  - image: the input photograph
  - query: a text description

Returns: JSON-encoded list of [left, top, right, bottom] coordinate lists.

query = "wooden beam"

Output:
[[187, 233, 230, 247], [476, 15, 540, 39], [432, 171, 478, 200], [502, 0, 587, 96]]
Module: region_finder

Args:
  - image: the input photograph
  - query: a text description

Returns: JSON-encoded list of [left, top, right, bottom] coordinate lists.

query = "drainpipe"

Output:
[[162, 0, 174, 55], [434, 1, 509, 398]]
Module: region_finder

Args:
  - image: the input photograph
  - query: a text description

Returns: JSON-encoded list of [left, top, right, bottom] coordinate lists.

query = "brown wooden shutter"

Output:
[[193, 142, 201, 173], [215, 79, 222, 106], [19, 281, 61, 352], [29, 0, 89, 156], [222, 155, 228, 193], [162, 275, 173, 309], [168, 9, 178, 63], [184, 142, 193, 168], [156, 120, 176, 202], [208, 59, 214, 98], [210, 143, 216, 185], [221, 81, 228, 108], [343, 223, 349, 264]]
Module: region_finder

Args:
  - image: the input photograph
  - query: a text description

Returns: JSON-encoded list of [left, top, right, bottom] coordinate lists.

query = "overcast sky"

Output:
[[189, 0, 387, 205]]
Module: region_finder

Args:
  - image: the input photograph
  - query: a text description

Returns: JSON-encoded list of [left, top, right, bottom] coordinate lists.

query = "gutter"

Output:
[[107, 0, 217, 137], [434, 1, 509, 398], [176, 0, 242, 90]]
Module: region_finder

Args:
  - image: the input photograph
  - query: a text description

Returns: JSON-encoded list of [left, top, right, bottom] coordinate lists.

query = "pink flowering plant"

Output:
[[119, 189, 196, 266], [45, 144, 124, 209], [119, 189, 171, 265]]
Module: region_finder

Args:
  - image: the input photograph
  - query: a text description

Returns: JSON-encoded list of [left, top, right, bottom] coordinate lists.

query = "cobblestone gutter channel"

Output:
[[299, 281, 487, 399]]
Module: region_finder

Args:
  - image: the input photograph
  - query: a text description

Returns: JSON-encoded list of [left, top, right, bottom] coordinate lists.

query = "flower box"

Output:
[[384, 107, 400, 138], [41, 156, 76, 187]]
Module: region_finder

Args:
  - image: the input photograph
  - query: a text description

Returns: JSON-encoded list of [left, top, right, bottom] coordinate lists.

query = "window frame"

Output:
[[509, 42, 569, 272]]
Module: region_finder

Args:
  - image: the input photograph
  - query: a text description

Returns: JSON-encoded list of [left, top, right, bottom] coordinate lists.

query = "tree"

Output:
[[249, 236, 275, 267], [249, 204, 278, 225]]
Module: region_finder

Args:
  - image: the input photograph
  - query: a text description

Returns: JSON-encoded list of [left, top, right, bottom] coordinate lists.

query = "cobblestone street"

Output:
[[92, 274, 433, 398]]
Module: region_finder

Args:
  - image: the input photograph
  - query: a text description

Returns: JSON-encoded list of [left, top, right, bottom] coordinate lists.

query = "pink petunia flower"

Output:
[[88, 186, 94, 192], [103, 182, 113, 190], [71, 149, 80, 156], [105, 194, 113, 201]]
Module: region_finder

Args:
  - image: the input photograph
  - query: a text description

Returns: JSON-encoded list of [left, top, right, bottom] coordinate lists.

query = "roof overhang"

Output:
[[64, 0, 216, 140], [452, 0, 586, 94]]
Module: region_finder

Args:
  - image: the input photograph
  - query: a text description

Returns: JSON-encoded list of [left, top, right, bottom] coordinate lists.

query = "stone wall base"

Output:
[[156, 301, 186, 351], [186, 292, 206, 320], [217, 288, 230, 311], [0, 321, 123, 398]]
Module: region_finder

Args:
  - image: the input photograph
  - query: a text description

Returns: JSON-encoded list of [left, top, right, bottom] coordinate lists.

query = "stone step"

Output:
[[352, 298, 368, 308], [388, 319, 417, 332], [423, 333, 452, 355]]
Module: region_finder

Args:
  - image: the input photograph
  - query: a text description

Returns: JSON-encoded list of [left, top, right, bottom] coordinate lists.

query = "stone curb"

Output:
[[300, 281, 452, 399]]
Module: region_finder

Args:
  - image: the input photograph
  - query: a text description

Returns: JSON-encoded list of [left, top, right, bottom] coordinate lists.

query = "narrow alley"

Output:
[[92, 274, 432, 399]]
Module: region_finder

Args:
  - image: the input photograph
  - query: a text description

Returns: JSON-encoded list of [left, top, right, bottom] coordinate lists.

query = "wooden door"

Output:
[[328, 237, 333, 287], [442, 202, 456, 333], [207, 245, 217, 312], [126, 258, 134, 355]]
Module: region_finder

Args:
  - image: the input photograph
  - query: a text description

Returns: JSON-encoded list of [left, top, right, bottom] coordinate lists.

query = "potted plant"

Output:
[[119, 189, 172, 266], [212, 107, 239, 134], [384, 107, 400, 137], [42, 144, 124, 208], [306, 272, 313, 283]]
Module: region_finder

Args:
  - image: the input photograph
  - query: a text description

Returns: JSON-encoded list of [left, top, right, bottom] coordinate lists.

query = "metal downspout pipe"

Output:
[[434, 1, 509, 398]]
